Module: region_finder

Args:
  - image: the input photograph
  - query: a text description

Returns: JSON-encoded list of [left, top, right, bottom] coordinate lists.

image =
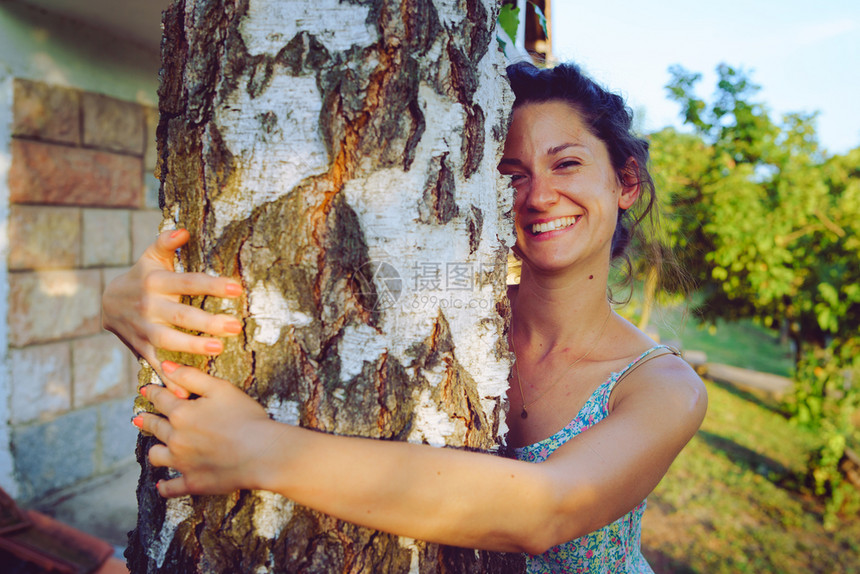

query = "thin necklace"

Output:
[[513, 307, 612, 419]]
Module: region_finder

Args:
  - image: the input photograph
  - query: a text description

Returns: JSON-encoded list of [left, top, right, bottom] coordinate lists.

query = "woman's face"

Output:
[[498, 100, 639, 276]]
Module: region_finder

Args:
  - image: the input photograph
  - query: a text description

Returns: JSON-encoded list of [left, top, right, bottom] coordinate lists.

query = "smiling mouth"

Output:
[[531, 216, 579, 235]]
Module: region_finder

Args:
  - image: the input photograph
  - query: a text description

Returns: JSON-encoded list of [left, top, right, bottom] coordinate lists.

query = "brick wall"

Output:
[[6, 78, 162, 502]]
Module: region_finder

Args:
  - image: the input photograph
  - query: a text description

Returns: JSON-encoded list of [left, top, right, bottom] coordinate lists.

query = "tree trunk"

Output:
[[126, 0, 522, 572]]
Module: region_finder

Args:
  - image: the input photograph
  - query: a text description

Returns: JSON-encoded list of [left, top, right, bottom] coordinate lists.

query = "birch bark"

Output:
[[127, 0, 520, 571]]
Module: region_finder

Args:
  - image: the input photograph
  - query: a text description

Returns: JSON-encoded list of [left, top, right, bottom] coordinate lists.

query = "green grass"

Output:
[[649, 306, 794, 377], [614, 290, 860, 571], [614, 282, 794, 376], [642, 380, 860, 573], [615, 297, 860, 571]]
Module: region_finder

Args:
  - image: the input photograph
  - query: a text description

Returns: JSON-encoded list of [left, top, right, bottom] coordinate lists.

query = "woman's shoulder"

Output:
[[608, 323, 707, 428]]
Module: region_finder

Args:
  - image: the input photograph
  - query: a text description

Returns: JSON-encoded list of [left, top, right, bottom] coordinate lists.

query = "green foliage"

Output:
[[497, 3, 520, 53], [786, 340, 860, 527], [653, 64, 860, 520], [496, 2, 548, 60], [655, 62, 860, 366], [788, 341, 860, 429]]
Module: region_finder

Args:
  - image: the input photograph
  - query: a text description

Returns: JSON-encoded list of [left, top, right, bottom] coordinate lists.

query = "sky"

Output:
[[551, 0, 860, 155]]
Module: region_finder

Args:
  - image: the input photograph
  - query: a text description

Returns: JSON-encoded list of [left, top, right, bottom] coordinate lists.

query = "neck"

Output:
[[512, 261, 612, 353]]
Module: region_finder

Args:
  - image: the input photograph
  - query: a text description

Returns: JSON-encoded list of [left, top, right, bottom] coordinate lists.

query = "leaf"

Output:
[[529, 1, 548, 38], [498, 4, 520, 45]]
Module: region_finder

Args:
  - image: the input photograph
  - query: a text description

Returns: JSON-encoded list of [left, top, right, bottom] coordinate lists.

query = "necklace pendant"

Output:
[[521, 409, 528, 419]]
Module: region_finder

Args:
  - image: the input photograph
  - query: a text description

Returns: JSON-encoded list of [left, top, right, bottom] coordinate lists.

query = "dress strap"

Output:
[[607, 345, 682, 393]]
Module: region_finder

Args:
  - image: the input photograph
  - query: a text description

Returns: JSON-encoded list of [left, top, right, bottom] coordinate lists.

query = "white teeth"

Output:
[[531, 216, 577, 235]]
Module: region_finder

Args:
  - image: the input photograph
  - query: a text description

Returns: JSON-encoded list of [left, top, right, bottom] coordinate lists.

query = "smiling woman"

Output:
[[104, 60, 706, 573]]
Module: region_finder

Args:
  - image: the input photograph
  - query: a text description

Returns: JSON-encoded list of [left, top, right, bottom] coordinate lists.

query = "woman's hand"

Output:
[[102, 229, 243, 396], [135, 362, 279, 497]]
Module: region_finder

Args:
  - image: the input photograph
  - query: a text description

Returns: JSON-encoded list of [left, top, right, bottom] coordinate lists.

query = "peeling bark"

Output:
[[128, 1, 519, 572]]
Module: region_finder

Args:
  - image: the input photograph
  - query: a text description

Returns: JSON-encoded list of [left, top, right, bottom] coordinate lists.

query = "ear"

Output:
[[618, 158, 641, 210]]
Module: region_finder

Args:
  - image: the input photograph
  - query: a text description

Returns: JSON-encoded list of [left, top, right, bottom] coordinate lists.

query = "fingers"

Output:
[[148, 229, 190, 267], [136, 348, 189, 399], [156, 476, 191, 498], [105, 228, 243, 363], [146, 322, 231, 356], [147, 443, 174, 468], [149, 298, 242, 339], [146, 442, 192, 498], [134, 367, 268, 498], [143, 363, 220, 406], [159, 362, 220, 397], [141, 383, 184, 416], [143, 268, 243, 299]]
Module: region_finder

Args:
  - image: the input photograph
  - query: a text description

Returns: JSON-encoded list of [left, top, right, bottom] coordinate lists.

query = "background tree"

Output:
[[654, 64, 853, 359], [126, 0, 524, 571], [652, 64, 860, 523]]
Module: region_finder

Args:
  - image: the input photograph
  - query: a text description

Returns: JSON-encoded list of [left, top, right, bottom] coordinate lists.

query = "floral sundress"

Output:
[[514, 345, 676, 574]]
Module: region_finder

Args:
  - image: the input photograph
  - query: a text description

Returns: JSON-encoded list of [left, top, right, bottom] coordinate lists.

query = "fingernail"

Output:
[[204, 340, 223, 354], [132, 415, 143, 429], [169, 229, 183, 238], [225, 283, 243, 297], [224, 320, 242, 334], [139, 386, 147, 397], [155, 480, 162, 491], [162, 361, 179, 374], [173, 388, 188, 399]]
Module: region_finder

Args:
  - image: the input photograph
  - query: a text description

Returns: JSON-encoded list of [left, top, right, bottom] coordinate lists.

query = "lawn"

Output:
[[643, 380, 860, 573], [644, 304, 795, 377], [635, 304, 860, 573]]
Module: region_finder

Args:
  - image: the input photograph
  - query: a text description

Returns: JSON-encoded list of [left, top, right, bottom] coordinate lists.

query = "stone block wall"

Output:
[[6, 78, 162, 502]]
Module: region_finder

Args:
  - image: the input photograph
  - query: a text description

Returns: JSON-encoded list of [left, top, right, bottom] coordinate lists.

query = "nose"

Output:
[[518, 173, 558, 212]]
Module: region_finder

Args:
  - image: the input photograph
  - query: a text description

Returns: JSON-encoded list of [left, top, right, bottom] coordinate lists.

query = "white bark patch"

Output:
[[264, 396, 301, 426], [212, 74, 328, 236], [419, 361, 447, 388], [252, 490, 294, 539], [240, 0, 374, 55], [432, 0, 467, 28], [338, 323, 388, 383], [407, 389, 458, 447], [149, 495, 194, 567], [398, 537, 421, 574], [249, 282, 312, 345]]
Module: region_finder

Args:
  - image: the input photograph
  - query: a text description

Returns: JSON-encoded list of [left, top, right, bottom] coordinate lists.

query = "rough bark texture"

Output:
[[127, 0, 520, 572]]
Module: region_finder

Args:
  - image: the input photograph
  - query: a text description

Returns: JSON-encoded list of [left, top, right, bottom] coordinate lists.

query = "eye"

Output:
[[556, 159, 582, 169], [499, 170, 527, 186]]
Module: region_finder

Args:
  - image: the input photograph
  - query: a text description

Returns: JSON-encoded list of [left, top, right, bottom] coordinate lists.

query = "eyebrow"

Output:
[[547, 143, 587, 155]]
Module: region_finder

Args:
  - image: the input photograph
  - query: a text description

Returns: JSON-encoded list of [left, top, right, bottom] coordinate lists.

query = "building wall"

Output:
[[0, 2, 162, 501], [0, 1, 160, 105]]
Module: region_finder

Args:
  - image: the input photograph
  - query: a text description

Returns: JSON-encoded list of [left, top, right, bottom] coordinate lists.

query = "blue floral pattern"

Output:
[[514, 346, 671, 573]]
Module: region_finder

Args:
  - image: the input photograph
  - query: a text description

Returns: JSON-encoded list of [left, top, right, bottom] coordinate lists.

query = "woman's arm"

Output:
[[102, 229, 243, 395], [137, 356, 706, 554]]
